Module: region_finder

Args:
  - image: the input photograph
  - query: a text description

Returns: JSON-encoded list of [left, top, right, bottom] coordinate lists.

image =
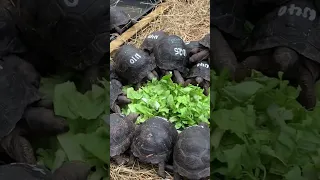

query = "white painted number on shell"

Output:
[[147, 34, 159, 39], [197, 62, 209, 68], [278, 4, 316, 21], [129, 53, 142, 64], [174, 48, 186, 56], [64, 0, 79, 7]]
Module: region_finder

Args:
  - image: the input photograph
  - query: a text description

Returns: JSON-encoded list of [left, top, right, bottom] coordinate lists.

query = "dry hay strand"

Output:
[[110, 160, 173, 180], [110, 0, 209, 179], [128, 0, 210, 47]]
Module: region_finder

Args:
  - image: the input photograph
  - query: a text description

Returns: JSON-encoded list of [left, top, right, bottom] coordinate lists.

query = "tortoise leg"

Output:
[[165, 70, 171, 75], [152, 70, 159, 79], [146, 71, 157, 80], [80, 65, 100, 93], [235, 54, 275, 82], [195, 76, 204, 84], [210, 27, 238, 79], [23, 107, 69, 135], [53, 161, 91, 180], [35, 98, 54, 109], [111, 104, 121, 113], [190, 47, 201, 54], [125, 113, 139, 123], [173, 172, 182, 180], [135, 83, 141, 90], [173, 70, 184, 85], [184, 78, 194, 86], [273, 47, 299, 72], [203, 81, 210, 96], [297, 59, 320, 110], [112, 155, 128, 165], [157, 161, 166, 178], [117, 95, 131, 105], [0, 128, 36, 164], [114, 26, 124, 34], [127, 154, 135, 166], [189, 50, 210, 64]]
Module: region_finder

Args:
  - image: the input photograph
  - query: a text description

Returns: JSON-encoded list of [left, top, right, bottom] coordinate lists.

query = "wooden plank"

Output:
[[110, 3, 170, 55]]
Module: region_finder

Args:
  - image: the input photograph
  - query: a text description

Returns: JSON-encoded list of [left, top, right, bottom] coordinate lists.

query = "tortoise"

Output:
[[0, 161, 91, 180], [189, 34, 210, 64], [140, 30, 168, 54], [110, 6, 137, 35], [110, 79, 131, 113], [173, 123, 210, 180], [185, 41, 201, 58], [0, 55, 69, 164], [113, 44, 158, 87], [236, 0, 320, 109], [108, 113, 139, 165], [131, 116, 178, 178], [153, 35, 189, 85], [185, 61, 210, 96]]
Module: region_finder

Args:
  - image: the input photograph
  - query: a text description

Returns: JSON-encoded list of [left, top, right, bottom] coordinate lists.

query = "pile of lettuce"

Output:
[[122, 74, 210, 129], [34, 77, 109, 180], [211, 70, 320, 180]]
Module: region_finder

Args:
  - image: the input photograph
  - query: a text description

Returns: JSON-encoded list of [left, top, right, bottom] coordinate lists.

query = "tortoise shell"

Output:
[[153, 35, 189, 74], [0, 56, 40, 139], [140, 30, 168, 53], [0, 163, 52, 180], [131, 116, 178, 164], [185, 41, 201, 56], [110, 6, 131, 28], [110, 79, 123, 113], [173, 124, 210, 179], [109, 113, 136, 157], [244, 0, 320, 62], [199, 33, 210, 49], [113, 44, 156, 84], [187, 61, 210, 81]]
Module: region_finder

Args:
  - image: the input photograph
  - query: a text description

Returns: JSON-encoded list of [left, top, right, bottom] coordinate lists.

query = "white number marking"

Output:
[[129, 53, 142, 64], [147, 34, 159, 39], [174, 48, 186, 56], [278, 4, 316, 21], [197, 62, 209, 69]]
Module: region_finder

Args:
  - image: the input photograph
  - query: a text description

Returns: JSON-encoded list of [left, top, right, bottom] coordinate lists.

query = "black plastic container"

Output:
[[110, 0, 163, 42]]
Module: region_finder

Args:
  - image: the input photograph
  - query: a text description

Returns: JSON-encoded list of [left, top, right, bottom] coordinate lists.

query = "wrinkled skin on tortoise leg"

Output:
[[112, 155, 129, 165], [189, 49, 210, 64], [23, 107, 69, 135], [210, 27, 238, 80], [117, 95, 131, 105], [173, 70, 185, 85], [184, 78, 197, 86], [273, 47, 299, 72], [157, 161, 167, 178], [53, 160, 91, 180], [202, 81, 210, 96], [297, 59, 320, 110], [126, 154, 135, 166], [0, 128, 36, 164]]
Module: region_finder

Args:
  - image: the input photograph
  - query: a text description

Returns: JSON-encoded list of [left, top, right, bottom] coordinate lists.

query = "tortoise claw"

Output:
[[117, 95, 131, 105], [24, 107, 69, 135], [53, 161, 91, 180], [173, 70, 184, 85]]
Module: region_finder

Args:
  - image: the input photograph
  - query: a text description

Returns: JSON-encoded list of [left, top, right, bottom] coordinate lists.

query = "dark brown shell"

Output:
[[187, 61, 210, 81], [153, 35, 189, 74], [173, 124, 210, 179], [110, 79, 123, 112], [113, 44, 156, 84], [140, 31, 168, 53], [131, 116, 178, 164], [109, 113, 135, 157]]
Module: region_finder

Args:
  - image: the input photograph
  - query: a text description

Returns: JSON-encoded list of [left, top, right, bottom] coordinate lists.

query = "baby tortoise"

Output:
[[185, 61, 210, 96], [109, 113, 139, 165], [131, 116, 178, 178], [140, 30, 168, 55], [110, 79, 131, 113]]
